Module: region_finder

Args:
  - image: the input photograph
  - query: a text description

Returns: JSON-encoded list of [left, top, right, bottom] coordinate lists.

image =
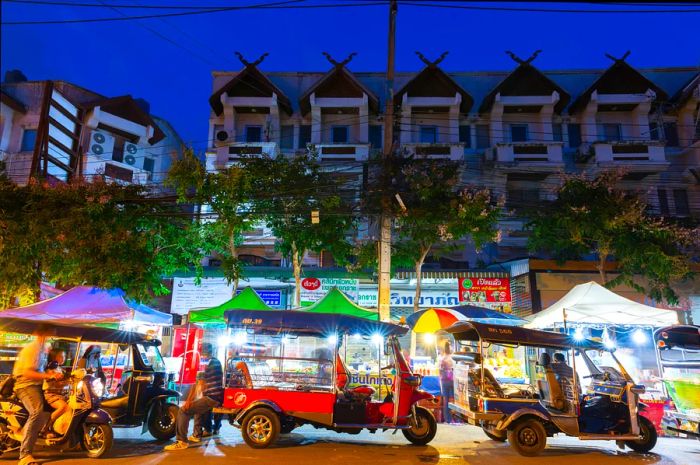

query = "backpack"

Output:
[[0, 376, 16, 398]]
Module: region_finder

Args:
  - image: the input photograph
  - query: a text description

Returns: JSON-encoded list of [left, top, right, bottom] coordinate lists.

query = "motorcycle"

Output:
[[0, 368, 113, 459]]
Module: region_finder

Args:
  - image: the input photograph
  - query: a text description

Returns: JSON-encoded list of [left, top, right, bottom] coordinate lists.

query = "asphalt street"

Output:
[[12, 424, 700, 465]]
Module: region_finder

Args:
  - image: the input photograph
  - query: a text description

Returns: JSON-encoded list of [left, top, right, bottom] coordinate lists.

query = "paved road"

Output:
[[13, 424, 700, 465]]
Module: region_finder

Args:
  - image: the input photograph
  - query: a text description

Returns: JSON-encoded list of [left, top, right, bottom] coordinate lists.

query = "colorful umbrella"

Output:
[[406, 305, 526, 333]]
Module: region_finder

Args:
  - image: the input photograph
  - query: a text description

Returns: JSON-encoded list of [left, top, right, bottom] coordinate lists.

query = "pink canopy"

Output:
[[0, 286, 172, 326]]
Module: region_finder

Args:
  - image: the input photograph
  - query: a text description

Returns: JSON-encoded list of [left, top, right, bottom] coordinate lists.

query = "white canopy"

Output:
[[527, 281, 679, 328]]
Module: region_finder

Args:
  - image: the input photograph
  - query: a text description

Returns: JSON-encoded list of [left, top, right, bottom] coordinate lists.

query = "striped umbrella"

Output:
[[407, 305, 526, 333]]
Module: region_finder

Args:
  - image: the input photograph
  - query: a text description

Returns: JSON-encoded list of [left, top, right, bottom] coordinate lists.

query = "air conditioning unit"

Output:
[[215, 130, 230, 145], [88, 130, 115, 159], [123, 142, 143, 167]]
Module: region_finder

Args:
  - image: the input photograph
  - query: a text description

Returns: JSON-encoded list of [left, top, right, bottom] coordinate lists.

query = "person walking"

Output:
[[439, 341, 455, 424], [164, 343, 223, 451], [12, 325, 62, 465]]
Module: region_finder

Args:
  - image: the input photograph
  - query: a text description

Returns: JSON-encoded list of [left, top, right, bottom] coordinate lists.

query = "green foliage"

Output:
[[0, 176, 207, 307], [528, 171, 697, 304]]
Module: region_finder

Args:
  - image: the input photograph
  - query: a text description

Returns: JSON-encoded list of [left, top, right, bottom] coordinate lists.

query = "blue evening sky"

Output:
[[2, 1, 699, 148]]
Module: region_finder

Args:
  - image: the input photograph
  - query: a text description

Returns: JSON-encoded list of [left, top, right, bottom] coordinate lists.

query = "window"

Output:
[[112, 138, 125, 163], [507, 188, 540, 209], [476, 124, 490, 149], [142, 157, 154, 173], [459, 125, 472, 148], [20, 129, 37, 152], [657, 189, 670, 216], [567, 123, 581, 148], [663, 122, 679, 147], [602, 124, 622, 141], [245, 126, 262, 143], [510, 124, 529, 142], [552, 123, 563, 142], [331, 126, 349, 144], [369, 125, 382, 149], [673, 189, 690, 216], [298, 125, 311, 149], [649, 122, 660, 141], [280, 125, 294, 150], [419, 126, 438, 143]]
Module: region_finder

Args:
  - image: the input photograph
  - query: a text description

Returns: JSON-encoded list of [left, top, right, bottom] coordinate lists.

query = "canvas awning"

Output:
[[0, 286, 172, 326], [298, 287, 379, 320], [527, 281, 679, 328], [188, 287, 273, 325]]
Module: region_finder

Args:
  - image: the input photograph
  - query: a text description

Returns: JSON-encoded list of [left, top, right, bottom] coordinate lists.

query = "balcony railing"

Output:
[[315, 143, 370, 161], [226, 142, 278, 160], [588, 140, 667, 165], [402, 143, 464, 161], [88, 158, 150, 184], [491, 142, 564, 167]]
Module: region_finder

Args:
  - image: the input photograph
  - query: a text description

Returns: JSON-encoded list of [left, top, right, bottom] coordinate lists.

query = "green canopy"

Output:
[[300, 287, 379, 320], [189, 287, 274, 324]]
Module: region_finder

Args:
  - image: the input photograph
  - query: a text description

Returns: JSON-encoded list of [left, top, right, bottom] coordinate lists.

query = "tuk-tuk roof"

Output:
[[0, 316, 158, 345], [224, 309, 407, 337], [654, 325, 700, 351], [445, 321, 606, 350]]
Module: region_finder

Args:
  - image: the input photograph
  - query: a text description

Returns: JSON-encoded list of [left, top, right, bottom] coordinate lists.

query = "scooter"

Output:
[[0, 368, 113, 459]]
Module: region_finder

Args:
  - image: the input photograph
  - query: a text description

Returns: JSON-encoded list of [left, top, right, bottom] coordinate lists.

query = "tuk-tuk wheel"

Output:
[[482, 425, 507, 442], [148, 403, 179, 441], [507, 418, 546, 456], [625, 416, 658, 453], [241, 407, 281, 449], [402, 407, 437, 446]]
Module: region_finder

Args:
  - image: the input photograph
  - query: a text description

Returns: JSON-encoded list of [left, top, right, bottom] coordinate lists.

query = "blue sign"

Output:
[[235, 289, 282, 307]]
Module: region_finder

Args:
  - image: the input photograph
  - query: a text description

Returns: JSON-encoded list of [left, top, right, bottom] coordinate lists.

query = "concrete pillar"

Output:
[[490, 94, 504, 144], [400, 94, 412, 144], [359, 93, 369, 143], [449, 93, 461, 143], [310, 93, 321, 144], [269, 93, 280, 144]]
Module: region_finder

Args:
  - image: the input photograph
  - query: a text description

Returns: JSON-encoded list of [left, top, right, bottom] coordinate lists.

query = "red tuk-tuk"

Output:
[[214, 310, 437, 448]]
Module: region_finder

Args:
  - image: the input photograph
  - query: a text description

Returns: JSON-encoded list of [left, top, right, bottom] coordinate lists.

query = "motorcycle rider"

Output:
[[12, 325, 62, 465]]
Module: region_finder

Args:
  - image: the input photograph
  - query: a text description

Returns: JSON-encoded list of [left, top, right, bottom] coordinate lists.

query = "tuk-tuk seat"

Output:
[[537, 353, 566, 411], [336, 355, 375, 399]]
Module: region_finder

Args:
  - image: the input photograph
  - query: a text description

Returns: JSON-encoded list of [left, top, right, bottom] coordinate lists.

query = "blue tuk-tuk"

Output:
[[446, 321, 657, 456]]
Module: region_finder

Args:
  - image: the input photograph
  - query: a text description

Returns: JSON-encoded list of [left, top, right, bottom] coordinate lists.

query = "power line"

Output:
[[400, 1, 700, 13]]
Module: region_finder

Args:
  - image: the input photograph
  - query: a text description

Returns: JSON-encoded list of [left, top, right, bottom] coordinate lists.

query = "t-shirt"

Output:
[[439, 355, 455, 382], [203, 358, 224, 403], [13, 340, 48, 391]]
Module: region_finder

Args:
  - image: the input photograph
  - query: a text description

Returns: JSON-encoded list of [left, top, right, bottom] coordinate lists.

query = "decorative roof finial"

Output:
[[322, 52, 358, 68], [505, 50, 542, 65], [235, 52, 269, 67], [415, 51, 449, 67], [604, 51, 631, 64]]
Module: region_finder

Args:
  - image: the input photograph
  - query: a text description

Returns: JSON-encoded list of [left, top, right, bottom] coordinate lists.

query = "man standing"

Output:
[[164, 343, 223, 451], [202, 343, 224, 436], [13, 326, 62, 465]]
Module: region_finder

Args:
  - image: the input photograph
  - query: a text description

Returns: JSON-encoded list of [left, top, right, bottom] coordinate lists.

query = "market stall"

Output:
[[297, 287, 380, 320], [527, 281, 680, 433]]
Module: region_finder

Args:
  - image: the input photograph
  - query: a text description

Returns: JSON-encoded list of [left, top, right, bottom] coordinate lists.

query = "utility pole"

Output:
[[378, 0, 397, 322]]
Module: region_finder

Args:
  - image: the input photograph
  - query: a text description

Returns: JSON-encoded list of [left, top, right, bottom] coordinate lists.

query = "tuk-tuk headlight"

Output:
[[92, 379, 104, 398]]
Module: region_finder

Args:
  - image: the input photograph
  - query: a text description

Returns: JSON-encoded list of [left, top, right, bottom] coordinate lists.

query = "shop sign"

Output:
[[300, 278, 359, 306], [357, 289, 459, 308], [171, 277, 283, 314], [458, 276, 512, 312]]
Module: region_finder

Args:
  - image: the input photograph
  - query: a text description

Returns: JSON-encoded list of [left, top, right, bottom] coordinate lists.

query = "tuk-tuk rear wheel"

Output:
[[625, 416, 658, 453], [241, 408, 280, 449], [507, 418, 546, 456]]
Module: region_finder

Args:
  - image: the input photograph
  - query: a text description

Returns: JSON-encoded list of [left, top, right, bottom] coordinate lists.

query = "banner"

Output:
[[458, 276, 512, 312], [171, 277, 284, 314], [300, 278, 359, 306]]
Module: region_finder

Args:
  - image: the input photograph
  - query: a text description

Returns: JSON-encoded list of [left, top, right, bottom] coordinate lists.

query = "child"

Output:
[[43, 349, 69, 436]]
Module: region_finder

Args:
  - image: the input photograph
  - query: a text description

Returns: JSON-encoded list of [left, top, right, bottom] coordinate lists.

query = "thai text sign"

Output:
[[299, 278, 359, 306], [458, 276, 512, 312], [357, 289, 459, 308]]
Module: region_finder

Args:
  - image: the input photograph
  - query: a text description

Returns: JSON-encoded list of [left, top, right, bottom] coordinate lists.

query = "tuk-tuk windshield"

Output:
[[575, 349, 629, 387], [137, 344, 166, 372]]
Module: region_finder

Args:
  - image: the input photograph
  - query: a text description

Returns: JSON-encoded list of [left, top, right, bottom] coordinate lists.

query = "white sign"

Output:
[[299, 277, 359, 306], [170, 277, 233, 315], [357, 289, 459, 309]]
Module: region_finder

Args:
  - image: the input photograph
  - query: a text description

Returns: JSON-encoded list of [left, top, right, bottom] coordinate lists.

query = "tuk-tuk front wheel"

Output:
[[241, 408, 280, 449], [82, 423, 113, 458], [507, 418, 546, 456], [148, 403, 179, 441], [625, 416, 658, 453], [402, 407, 437, 445]]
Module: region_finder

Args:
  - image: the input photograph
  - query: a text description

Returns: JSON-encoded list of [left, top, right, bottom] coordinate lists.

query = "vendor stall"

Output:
[[297, 287, 380, 320]]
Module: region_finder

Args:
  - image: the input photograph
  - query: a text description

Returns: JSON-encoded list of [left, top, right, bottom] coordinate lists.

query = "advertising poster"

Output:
[[458, 276, 512, 313], [299, 278, 359, 306]]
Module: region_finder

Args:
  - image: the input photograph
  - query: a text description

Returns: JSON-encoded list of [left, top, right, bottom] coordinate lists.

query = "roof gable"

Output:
[[569, 58, 669, 113], [300, 64, 379, 115], [83, 95, 165, 144], [209, 65, 293, 116], [671, 71, 700, 107], [395, 64, 473, 113], [0, 89, 26, 113], [480, 63, 570, 113]]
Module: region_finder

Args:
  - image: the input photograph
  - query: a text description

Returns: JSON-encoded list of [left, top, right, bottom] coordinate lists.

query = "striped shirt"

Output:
[[203, 358, 224, 402]]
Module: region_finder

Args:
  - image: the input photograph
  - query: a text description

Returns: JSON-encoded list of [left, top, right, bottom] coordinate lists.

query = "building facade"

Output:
[[1, 71, 184, 186]]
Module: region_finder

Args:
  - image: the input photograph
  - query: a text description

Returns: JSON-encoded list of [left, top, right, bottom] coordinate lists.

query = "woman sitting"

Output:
[[43, 349, 70, 436]]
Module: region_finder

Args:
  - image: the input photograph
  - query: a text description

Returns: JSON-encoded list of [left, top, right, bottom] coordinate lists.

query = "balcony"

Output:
[[497, 218, 529, 248], [585, 140, 668, 173], [491, 142, 564, 171], [87, 157, 150, 184], [315, 143, 370, 162], [402, 143, 464, 161], [226, 141, 278, 160]]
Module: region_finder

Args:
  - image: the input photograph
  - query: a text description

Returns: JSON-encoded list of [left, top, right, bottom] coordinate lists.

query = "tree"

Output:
[[0, 176, 207, 307], [165, 148, 253, 294], [244, 149, 356, 306], [394, 158, 501, 314], [528, 171, 697, 304]]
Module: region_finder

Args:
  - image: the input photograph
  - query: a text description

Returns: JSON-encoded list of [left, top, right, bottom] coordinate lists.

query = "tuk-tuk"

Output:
[[213, 309, 437, 448], [0, 316, 179, 442], [654, 325, 700, 439], [445, 321, 657, 456]]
